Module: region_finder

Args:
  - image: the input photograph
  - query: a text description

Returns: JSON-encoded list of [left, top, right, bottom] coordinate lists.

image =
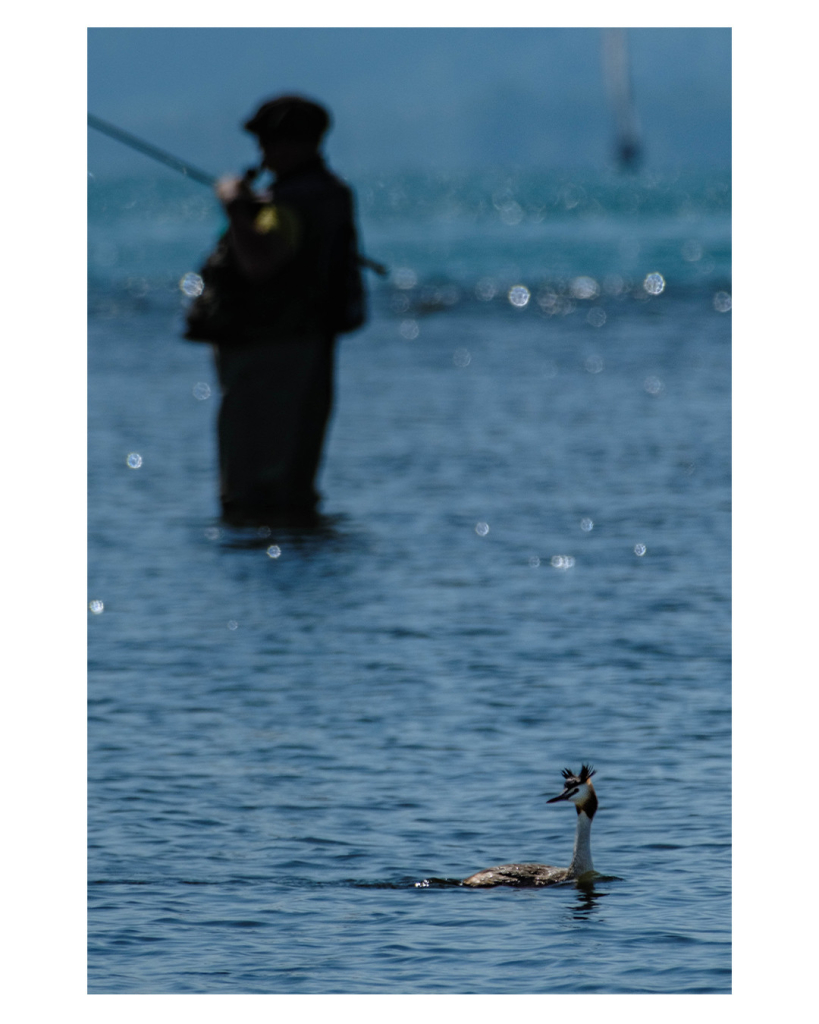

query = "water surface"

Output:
[[88, 169, 731, 993]]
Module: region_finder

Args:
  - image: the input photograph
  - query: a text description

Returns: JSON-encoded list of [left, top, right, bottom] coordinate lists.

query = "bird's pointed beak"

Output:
[[545, 790, 570, 803]]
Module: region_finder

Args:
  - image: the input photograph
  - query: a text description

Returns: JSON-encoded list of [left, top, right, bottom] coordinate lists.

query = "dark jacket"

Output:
[[185, 156, 364, 345]]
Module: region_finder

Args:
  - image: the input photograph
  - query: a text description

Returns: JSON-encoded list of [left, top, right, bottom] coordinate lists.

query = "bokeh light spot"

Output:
[[453, 348, 471, 367], [498, 200, 524, 225], [89, 600, 104, 615], [643, 272, 666, 295], [475, 522, 489, 536], [126, 453, 143, 469], [570, 276, 600, 300], [586, 308, 607, 327], [192, 382, 212, 400], [603, 274, 626, 296], [399, 319, 420, 340], [585, 355, 604, 374], [394, 268, 417, 290], [508, 285, 531, 308], [179, 272, 204, 297], [537, 288, 557, 311], [550, 555, 576, 570]]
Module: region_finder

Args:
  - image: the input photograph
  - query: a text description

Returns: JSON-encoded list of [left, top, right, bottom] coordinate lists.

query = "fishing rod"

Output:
[[88, 114, 217, 187], [88, 113, 389, 276]]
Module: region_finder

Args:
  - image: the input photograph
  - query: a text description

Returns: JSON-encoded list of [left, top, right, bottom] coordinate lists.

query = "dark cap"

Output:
[[243, 96, 331, 145]]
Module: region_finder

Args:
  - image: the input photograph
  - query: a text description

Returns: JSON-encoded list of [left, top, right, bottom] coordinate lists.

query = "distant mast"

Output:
[[602, 28, 642, 171]]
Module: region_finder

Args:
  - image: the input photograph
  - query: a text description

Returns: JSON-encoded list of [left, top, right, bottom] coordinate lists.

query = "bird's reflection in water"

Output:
[[570, 877, 616, 920]]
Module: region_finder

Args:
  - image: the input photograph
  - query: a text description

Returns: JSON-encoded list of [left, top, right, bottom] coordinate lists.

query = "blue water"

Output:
[[88, 167, 731, 993]]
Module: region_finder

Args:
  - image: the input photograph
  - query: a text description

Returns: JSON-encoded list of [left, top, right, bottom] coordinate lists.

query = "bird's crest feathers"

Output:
[[561, 764, 596, 785]]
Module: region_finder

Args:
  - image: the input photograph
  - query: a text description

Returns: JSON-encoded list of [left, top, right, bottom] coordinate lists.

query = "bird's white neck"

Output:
[[568, 809, 594, 877]]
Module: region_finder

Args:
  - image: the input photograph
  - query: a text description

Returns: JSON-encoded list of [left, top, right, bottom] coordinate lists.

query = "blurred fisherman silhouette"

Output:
[[184, 95, 365, 527]]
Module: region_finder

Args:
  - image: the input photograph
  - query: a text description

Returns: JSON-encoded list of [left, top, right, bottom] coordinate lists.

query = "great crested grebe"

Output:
[[462, 764, 598, 887]]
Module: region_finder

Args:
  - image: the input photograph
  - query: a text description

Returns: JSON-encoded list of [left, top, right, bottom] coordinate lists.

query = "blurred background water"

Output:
[[88, 27, 730, 996], [88, 166, 730, 994]]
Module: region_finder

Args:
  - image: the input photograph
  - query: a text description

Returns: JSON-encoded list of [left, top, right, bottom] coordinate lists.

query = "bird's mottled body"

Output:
[[462, 764, 598, 888], [462, 863, 570, 887]]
